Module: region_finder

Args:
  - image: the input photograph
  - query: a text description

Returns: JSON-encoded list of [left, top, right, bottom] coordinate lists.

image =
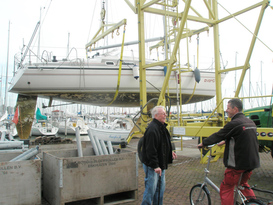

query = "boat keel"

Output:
[[15, 94, 37, 139]]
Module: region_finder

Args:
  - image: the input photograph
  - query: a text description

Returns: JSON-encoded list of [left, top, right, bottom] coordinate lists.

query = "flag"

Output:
[[12, 106, 19, 125]]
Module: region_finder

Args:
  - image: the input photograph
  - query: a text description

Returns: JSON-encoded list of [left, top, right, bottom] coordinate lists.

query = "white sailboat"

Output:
[[31, 120, 59, 136], [88, 127, 131, 144], [88, 116, 134, 144], [57, 116, 89, 135], [8, 53, 222, 107], [31, 108, 58, 136], [8, 3, 224, 108]]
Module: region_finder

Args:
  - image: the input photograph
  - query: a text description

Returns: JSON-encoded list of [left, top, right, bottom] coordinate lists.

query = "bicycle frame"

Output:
[[201, 149, 220, 193], [196, 146, 249, 205]]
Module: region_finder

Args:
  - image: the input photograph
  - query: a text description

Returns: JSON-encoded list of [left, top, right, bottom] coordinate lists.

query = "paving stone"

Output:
[[124, 138, 273, 205]]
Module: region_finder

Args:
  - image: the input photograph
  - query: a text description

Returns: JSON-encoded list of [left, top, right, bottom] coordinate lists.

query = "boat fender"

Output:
[[194, 68, 201, 83], [133, 65, 139, 80]]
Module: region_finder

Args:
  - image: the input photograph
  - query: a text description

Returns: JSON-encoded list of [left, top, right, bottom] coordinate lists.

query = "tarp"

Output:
[[36, 108, 47, 121]]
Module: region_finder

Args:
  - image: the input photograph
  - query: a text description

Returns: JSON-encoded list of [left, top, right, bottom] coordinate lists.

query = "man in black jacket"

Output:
[[141, 106, 177, 205], [198, 99, 260, 205]]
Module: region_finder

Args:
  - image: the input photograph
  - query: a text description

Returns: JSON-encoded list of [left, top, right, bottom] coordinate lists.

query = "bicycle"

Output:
[[189, 145, 273, 205]]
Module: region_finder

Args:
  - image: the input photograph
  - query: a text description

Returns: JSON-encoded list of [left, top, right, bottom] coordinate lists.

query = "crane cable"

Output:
[[108, 25, 126, 106]]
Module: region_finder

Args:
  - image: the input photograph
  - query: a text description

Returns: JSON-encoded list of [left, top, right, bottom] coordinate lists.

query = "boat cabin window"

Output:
[[105, 61, 115, 66]]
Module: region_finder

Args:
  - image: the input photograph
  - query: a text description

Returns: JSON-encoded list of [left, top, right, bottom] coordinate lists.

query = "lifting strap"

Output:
[[185, 34, 200, 104], [108, 25, 126, 106]]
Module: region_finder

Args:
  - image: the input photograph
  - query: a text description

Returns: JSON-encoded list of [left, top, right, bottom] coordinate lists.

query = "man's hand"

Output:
[[218, 140, 225, 146], [172, 151, 177, 160], [154, 167, 162, 176], [197, 142, 204, 149]]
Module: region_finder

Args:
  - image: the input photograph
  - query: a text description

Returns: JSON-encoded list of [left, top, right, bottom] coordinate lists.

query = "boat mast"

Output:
[[37, 7, 42, 63], [0, 68, 2, 108], [67, 32, 70, 59], [19, 22, 40, 68], [4, 21, 11, 113]]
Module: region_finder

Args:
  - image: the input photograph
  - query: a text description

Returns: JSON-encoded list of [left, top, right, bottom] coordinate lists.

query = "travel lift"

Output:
[[122, 0, 273, 163]]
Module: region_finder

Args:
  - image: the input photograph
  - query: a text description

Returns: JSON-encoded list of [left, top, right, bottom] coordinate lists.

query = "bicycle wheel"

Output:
[[189, 184, 211, 205], [244, 198, 265, 205]]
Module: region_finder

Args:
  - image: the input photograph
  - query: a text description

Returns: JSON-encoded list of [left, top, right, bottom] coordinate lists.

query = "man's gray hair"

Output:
[[228, 98, 243, 112], [151, 106, 165, 118]]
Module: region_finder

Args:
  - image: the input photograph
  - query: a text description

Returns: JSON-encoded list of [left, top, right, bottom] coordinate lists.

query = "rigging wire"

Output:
[[30, 0, 52, 48], [217, 1, 273, 53], [40, 0, 52, 26], [87, 0, 98, 43]]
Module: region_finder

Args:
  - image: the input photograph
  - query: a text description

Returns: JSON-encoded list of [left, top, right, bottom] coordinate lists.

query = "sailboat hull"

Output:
[[88, 126, 131, 144], [9, 56, 224, 106], [31, 122, 59, 136]]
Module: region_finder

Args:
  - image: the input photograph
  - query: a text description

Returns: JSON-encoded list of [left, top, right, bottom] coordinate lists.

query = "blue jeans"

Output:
[[141, 164, 165, 205]]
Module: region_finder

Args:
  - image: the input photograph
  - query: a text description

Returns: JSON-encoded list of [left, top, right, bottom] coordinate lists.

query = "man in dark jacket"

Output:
[[198, 99, 260, 205], [141, 106, 177, 205]]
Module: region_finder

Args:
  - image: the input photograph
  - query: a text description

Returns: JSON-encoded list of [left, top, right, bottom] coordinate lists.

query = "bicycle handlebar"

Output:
[[198, 144, 216, 149]]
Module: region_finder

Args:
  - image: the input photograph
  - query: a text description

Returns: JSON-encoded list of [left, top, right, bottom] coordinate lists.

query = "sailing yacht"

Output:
[[8, 53, 222, 107]]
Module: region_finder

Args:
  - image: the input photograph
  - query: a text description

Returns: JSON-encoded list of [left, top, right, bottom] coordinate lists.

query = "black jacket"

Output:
[[203, 112, 260, 170], [141, 119, 173, 170]]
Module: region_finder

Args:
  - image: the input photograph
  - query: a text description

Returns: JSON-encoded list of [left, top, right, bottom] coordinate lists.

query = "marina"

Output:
[[0, 0, 272, 204]]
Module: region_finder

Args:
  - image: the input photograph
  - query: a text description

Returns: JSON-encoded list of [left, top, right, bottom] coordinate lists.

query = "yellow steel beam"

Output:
[[143, 7, 215, 25], [124, 0, 137, 14], [85, 19, 127, 50], [157, 0, 192, 106], [173, 125, 273, 140], [218, 65, 248, 73], [142, 59, 170, 69], [149, 26, 210, 51], [141, 0, 161, 10], [203, 0, 215, 19], [212, 0, 223, 115], [235, 0, 268, 97], [217, 1, 267, 24], [138, 0, 148, 133]]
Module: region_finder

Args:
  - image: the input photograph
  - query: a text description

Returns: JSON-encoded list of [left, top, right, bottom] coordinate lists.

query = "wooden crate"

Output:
[[0, 153, 41, 205], [43, 147, 138, 205]]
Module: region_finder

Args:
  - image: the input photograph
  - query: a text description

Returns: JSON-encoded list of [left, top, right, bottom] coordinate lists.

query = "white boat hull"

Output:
[[58, 126, 88, 135], [31, 122, 59, 136], [9, 56, 225, 106], [88, 126, 130, 144], [57, 117, 89, 135]]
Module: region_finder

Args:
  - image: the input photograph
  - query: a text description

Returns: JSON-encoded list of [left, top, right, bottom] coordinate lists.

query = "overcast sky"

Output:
[[0, 0, 272, 110]]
